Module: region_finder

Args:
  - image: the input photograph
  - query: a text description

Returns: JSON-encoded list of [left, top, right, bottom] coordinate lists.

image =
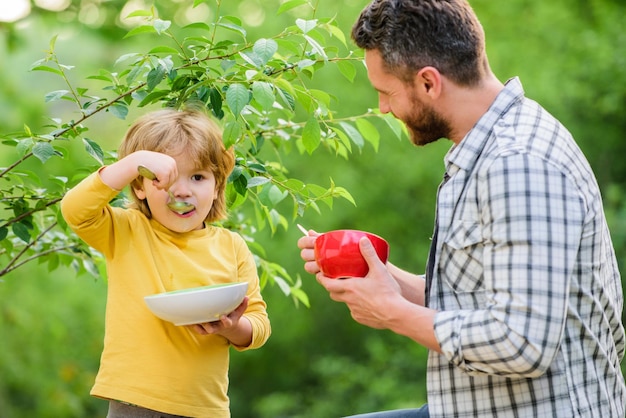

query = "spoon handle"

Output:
[[138, 165, 176, 200], [296, 224, 309, 236], [137, 165, 157, 181]]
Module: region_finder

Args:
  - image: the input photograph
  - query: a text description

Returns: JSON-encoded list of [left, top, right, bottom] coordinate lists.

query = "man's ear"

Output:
[[415, 66, 442, 98]]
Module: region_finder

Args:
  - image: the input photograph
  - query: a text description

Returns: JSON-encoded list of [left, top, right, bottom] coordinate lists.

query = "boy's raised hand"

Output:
[[100, 150, 179, 191], [134, 151, 179, 191]]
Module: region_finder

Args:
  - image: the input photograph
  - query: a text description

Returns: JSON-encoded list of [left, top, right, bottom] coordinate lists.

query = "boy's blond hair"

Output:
[[118, 107, 235, 223]]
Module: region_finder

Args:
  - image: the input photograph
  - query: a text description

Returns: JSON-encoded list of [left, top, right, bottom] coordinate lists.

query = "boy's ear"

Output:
[[133, 181, 147, 200]]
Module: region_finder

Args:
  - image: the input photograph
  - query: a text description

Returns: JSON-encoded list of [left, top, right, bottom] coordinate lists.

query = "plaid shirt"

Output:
[[428, 78, 625, 417]]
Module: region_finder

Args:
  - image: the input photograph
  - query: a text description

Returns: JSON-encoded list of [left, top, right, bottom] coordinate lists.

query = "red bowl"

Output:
[[314, 230, 389, 278]]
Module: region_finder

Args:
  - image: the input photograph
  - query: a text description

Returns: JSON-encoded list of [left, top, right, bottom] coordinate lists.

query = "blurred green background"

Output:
[[1, 0, 625, 417]]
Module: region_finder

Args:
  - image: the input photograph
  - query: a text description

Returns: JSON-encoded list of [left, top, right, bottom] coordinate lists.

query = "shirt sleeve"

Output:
[[60, 170, 122, 258], [434, 152, 586, 377]]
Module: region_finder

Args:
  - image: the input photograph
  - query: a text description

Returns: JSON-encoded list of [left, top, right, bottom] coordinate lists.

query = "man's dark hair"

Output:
[[351, 0, 488, 86]]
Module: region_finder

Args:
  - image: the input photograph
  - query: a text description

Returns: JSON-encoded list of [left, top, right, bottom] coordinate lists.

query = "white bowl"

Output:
[[144, 282, 248, 326]]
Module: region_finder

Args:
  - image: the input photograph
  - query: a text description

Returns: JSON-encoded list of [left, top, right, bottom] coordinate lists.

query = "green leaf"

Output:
[[259, 183, 289, 207], [12, 222, 31, 243], [222, 15, 243, 26], [83, 259, 100, 278], [290, 285, 310, 308], [356, 118, 380, 151], [228, 165, 244, 182], [220, 59, 236, 72], [125, 9, 153, 18], [109, 103, 129, 120], [29, 65, 63, 76], [267, 184, 288, 206], [296, 18, 317, 34], [297, 59, 316, 70], [381, 113, 406, 140], [87, 74, 113, 82], [209, 87, 223, 118], [248, 163, 267, 173], [310, 89, 332, 108], [216, 22, 247, 38], [137, 90, 170, 107], [266, 208, 287, 234], [223, 121, 242, 148], [131, 89, 147, 103], [44, 90, 70, 103], [273, 275, 293, 296], [302, 117, 321, 154], [304, 34, 327, 61], [13, 170, 43, 186], [239, 51, 262, 68], [284, 178, 305, 192], [126, 65, 146, 85], [47, 253, 60, 272], [252, 81, 275, 110], [306, 183, 328, 198], [124, 25, 157, 39], [183, 22, 212, 32], [276, 87, 295, 111], [146, 65, 166, 91], [339, 121, 365, 149], [148, 46, 180, 55], [48, 176, 69, 191], [170, 74, 192, 92], [49, 34, 58, 51], [337, 60, 357, 82], [32, 142, 56, 163], [153, 19, 171, 34], [330, 185, 356, 206], [332, 128, 353, 155], [226, 84, 250, 117], [253, 38, 278, 65], [233, 174, 248, 196], [83, 138, 104, 164], [16, 138, 34, 156], [247, 176, 270, 188], [0, 227, 7, 241], [277, 0, 308, 14], [115, 53, 141, 66], [275, 38, 302, 56], [326, 24, 347, 47]]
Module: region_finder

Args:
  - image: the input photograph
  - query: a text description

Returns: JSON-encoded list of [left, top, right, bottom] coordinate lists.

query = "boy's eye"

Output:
[[191, 174, 204, 181]]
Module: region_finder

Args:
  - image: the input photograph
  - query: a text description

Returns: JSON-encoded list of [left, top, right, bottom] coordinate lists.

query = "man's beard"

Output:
[[404, 92, 452, 146]]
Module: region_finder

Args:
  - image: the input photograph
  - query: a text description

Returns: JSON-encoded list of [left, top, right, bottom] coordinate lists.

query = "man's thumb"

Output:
[[359, 236, 384, 269]]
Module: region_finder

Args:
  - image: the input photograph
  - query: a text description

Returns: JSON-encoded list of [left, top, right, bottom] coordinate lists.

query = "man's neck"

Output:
[[443, 73, 505, 145]]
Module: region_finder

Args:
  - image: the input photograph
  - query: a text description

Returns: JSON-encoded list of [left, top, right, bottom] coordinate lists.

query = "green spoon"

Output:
[[137, 165, 195, 213]]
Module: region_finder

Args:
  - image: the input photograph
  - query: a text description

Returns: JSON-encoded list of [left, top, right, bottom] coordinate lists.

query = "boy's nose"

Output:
[[170, 180, 192, 198]]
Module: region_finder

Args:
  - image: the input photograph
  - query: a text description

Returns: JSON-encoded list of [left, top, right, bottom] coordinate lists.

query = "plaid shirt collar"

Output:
[[444, 77, 525, 179]]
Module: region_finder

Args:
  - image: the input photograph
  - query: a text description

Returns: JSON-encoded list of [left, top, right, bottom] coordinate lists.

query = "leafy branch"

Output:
[[0, 1, 405, 306]]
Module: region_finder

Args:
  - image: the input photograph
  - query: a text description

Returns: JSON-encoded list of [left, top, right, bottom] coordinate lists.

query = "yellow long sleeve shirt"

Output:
[[61, 172, 271, 417]]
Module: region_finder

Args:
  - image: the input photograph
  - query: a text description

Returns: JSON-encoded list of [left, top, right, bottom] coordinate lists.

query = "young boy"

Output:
[[61, 107, 271, 417]]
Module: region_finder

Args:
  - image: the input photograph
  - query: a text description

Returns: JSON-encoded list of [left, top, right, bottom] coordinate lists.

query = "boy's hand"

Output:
[[99, 150, 178, 191], [190, 297, 251, 343], [135, 151, 179, 191]]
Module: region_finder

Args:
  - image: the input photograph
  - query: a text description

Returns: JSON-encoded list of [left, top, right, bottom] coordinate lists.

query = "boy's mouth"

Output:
[[171, 206, 195, 216]]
